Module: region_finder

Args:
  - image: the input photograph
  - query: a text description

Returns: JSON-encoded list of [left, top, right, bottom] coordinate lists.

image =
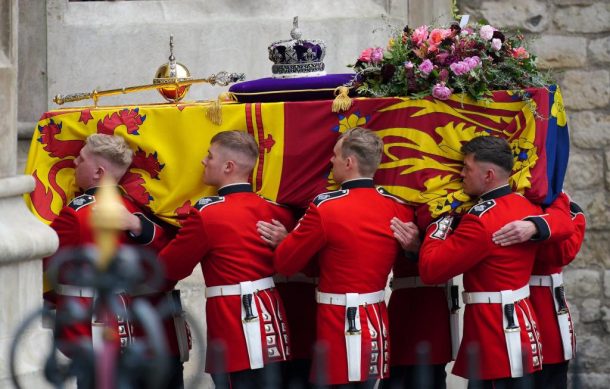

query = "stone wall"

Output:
[[458, 0, 610, 387]]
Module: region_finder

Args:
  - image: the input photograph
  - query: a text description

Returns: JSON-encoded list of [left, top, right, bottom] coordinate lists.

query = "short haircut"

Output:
[[338, 127, 383, 177], [86, 134, 133, 171], [210, 130, 259, 168], [461, 135, 514, 174]]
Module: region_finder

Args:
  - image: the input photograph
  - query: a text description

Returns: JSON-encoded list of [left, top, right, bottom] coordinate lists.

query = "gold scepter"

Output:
[[53, 35, 245, 106], [53, 72, 245, 106]]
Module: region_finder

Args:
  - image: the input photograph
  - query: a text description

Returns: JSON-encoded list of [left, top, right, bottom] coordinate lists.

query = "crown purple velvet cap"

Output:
[[229, 17, 357, 103], [228, 73, 356, 103], [267, 16, 327, 79]]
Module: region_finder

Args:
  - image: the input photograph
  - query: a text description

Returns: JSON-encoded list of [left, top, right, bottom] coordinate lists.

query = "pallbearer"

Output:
[[157, 131, 294, 388], [417, 136, 574, 388], [492, 191, 586, 389], [258, 128, 414, 388]]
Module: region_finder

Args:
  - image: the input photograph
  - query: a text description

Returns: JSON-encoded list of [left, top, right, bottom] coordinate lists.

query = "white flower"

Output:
[[479, 25, 495, 41], [491, 38, 502, 51]]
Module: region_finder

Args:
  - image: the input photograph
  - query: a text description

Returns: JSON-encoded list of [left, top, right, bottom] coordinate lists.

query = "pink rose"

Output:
[[412, 25, 429, 47], [465, 56, 481, 69], [432, 82, 452, 100], [358, 48, 374, 62], [491, 38, 502, 51], [512, 47, 530, 59], [450, 61, 469, 75], [418, 59, 434, 76], [371, 47, 384, 63], [479, 25, 495, 41]]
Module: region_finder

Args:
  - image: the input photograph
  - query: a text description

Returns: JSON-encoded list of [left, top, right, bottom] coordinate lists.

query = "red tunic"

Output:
[[158, 183, 294, 373], [274, 178, 414, 385], [43, 187, 170, 357], [419, 185, 549, 380], [530, 193, 585, 365]]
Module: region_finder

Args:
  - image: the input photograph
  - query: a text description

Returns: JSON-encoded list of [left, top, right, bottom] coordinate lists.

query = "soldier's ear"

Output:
[[94, 166, 105, 180], [224, 160, 235, 173], [345, 155, 355, 170], [484, 167, 495, 182]]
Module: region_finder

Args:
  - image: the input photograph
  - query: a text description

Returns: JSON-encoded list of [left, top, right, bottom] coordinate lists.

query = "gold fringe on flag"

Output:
[[206, 92, 237, 125], [332, 86, 353, 113]]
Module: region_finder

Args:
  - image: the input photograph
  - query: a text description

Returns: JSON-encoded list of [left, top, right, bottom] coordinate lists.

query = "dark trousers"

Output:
[[468, 374, 533, 389], [130, 356, 184, 389], [534, 362, 568, 389], [211, 363, 283, 389], [381, 364, 447, 389], [282, 358, 313, 389], [329, 378, 378, 389]]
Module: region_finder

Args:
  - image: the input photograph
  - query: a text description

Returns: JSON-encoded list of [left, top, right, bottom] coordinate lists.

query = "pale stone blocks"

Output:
[[531, 35, 588, 68], [590, 36, 610, 63], [569, 111, 610, 149], [564, 268, 601, 298], [560, 69, 610, 110], [554, 3, 610, 33], [478, 0, 549, 32]]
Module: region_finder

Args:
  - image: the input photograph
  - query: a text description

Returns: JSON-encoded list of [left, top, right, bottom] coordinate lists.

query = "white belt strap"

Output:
[[549, 273, 573, 360], [390, 276, 445, 290], [462, 284, 530, 304], [316, 290, 385, 306], [56, 284, 96, 298], [239, 280, 265, 370], [273, 273, 318, 284], [463, 284, 530, 378], [316, 290, 385, 382], [529, 273, 563, 287], [205, 276, 275, 298], [501, 289, 524, 377], [345, 293, 362, 382], [530, 273, 573, 359]]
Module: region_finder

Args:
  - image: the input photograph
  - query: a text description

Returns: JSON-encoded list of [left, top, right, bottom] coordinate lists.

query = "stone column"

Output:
[[0, 0, 59, 387]]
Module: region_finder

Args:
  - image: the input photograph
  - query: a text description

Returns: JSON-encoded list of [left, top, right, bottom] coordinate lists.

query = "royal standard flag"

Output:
[[25, 86, 569, 226]]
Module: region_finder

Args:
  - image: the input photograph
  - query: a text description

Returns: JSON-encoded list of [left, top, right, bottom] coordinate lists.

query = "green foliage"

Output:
[[350, 22, 553, 101]]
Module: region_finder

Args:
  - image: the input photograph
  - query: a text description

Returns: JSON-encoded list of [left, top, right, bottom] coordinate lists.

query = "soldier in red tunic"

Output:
[[492, 192, 586, 389], [257, 128, 415, 388], [416, 136, 574, 389], [43, 134, 176, 388], [157, 131, 294, 388]]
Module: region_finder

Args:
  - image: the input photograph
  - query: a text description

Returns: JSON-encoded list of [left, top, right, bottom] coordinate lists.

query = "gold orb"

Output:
[[153, 62, 192, 102]]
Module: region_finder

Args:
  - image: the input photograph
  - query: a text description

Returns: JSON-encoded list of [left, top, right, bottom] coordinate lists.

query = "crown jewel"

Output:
[[268, 17, 327, 78]]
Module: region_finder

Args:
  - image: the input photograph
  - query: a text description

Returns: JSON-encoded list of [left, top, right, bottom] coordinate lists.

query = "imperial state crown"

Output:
[[268, 16, 327, 78]]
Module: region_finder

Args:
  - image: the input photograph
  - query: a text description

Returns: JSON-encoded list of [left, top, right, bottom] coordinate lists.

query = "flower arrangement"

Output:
[[350, 22, 551, 101]]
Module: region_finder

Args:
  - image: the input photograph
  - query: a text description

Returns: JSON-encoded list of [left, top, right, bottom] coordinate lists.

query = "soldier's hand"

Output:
[[99, 203, 142, 235], [257, 219, 287, 248], [492, 220, 537, 246], [390, 218, 421, 252]]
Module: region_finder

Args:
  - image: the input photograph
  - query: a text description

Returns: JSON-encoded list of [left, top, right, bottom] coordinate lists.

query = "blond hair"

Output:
[[210, 130, 259, 170], [86, 134, 133, 173], [338, 127, 383, 177]]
